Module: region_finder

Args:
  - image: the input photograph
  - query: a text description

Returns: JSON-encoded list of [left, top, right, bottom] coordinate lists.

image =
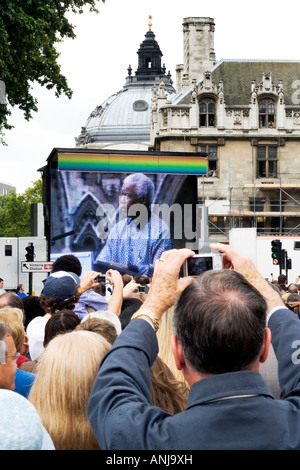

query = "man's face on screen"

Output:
[[120, 184, 147, 213]]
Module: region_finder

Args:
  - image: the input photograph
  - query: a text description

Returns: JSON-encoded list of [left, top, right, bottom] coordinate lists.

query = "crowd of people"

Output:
[[1, 246, 300, 450], [270, 273, 300, 317]]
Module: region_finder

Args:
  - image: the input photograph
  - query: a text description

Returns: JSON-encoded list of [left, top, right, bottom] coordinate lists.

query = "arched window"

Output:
[[259, 99, 275, 128], [199, 98, 216, 127]]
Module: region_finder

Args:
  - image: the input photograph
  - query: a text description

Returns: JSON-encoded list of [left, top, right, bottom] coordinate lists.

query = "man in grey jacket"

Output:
[[88, 243, 300, 450]]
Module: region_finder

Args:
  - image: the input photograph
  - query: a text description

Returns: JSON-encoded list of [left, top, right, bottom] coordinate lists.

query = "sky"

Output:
[[1, 0, 300, 193]]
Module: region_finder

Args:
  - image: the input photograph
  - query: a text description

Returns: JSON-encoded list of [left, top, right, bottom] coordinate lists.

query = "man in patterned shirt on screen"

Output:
[[96, 173, 172, 277]]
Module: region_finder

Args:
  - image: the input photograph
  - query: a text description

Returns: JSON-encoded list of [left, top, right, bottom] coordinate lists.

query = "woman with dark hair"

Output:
[[43, 310, 81, 348]]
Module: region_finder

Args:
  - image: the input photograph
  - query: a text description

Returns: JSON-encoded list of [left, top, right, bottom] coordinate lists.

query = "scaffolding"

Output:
[[202, 182, 300, 240]]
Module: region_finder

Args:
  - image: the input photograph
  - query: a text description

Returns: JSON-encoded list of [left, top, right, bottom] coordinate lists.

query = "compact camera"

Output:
[[134, 285, 149, 294], [183, 253, 223, 277], [138, 285, 149, 293], [95, 275, 106, 283]]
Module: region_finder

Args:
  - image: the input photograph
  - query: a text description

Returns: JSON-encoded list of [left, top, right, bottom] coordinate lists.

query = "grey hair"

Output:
[[0, 292, 24, 310], [173, 269, 267, 375]]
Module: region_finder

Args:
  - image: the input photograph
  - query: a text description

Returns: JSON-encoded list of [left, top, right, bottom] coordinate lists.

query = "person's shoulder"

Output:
[[0, 389, 55, 450], [15, 368, 36, 397], [16, 367, 36, 380], [27, 315, 47, 325], [26, 315, 47, 331]]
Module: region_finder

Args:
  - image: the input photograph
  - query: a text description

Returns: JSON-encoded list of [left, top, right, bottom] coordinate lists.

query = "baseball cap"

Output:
[[44, 271, 80, 300]]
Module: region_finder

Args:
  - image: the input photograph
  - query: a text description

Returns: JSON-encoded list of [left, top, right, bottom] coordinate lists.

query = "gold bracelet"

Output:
[[130, 310, 160, 332]]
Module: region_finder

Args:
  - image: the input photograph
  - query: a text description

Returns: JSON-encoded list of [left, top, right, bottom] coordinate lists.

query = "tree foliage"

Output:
[[0, 0, 104, 134], [0, 177, 43, 237]]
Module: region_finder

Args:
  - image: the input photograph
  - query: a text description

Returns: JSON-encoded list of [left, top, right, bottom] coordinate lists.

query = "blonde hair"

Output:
[[150, 356, 189, 413], [76, 317, 118, 345], [29, 330, 111, 450], [156, 306, 188, 388], [0, 307, 25, 352]]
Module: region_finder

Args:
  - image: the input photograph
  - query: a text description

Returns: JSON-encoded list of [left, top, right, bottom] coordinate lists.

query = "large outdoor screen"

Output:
[[45, 150, 206, 277]]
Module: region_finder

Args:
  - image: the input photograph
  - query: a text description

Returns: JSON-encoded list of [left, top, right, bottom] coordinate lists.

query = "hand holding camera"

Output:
[[184, 253, 223, 277]]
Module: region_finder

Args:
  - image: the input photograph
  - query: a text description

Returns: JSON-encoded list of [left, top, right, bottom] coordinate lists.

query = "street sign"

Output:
[[21, 261, 53, 273]]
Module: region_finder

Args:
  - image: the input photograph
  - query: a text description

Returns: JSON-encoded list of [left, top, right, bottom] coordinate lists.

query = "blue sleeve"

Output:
[[146, 230, 172, 275], [268, 308, 300, 398], [14, 369, 36, 398], [96, 238, 113, 262], [127, 236, 173, 277]]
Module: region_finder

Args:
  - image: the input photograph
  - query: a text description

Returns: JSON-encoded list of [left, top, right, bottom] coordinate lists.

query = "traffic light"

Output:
[[25, 243, 35, 262], [271, 240, 282, 265]]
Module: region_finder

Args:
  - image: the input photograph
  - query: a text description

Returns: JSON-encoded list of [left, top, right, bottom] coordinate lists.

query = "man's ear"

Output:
[[259, 327, 271, 364], [171, 334, 186, 371]]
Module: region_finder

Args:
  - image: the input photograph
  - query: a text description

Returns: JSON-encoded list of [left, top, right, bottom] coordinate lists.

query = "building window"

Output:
[[270, 200, 281, 232], [198, 145, 218, 176], [270, 200, 281, 212], [257, 145, 278, 178], [199, 99, 216, 127], [133, 100, 148, 112], [259, 100, 275, 128]]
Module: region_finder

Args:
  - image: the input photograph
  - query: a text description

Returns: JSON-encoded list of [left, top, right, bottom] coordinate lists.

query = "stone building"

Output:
[[150, 17, 300, 241], [51, 20, 180, 256], [0, 181, 15, 195]]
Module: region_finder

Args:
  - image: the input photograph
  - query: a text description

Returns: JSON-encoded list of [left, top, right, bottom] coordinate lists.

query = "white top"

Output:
[[26, 316, 49, 360]]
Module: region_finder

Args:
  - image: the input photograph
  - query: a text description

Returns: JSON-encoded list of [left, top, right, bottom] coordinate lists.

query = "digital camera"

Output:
[[184, 253, 223, 277]]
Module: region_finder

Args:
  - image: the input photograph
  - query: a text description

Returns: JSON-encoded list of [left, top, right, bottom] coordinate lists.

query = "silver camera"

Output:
[[184, 253, 223, 277]]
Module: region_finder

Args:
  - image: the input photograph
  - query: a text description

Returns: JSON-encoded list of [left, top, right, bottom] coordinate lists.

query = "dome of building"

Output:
[[75, 19, 175, 149]]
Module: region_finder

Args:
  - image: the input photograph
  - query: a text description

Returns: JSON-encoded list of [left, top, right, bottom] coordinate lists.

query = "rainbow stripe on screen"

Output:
[[57, 153, 207, 175]]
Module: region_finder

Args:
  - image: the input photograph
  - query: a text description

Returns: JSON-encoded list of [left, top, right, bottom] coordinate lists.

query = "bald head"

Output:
[[173, 269, 267, 375]]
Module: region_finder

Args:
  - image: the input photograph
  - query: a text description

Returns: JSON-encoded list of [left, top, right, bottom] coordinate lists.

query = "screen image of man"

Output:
[[96, 173, 172, 276]]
